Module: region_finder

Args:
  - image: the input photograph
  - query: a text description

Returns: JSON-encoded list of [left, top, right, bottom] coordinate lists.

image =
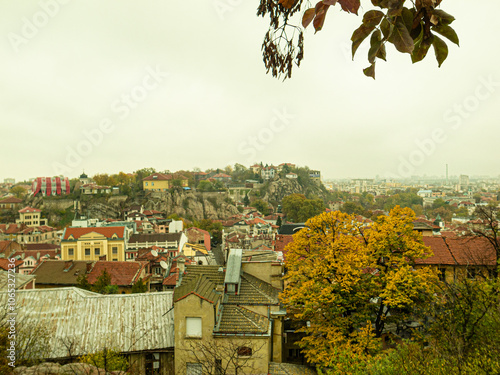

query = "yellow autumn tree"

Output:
[[280, 206, 438, 372]]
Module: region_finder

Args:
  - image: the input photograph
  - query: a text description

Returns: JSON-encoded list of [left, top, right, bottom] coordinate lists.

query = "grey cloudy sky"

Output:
[[1, 0, 499, 182]]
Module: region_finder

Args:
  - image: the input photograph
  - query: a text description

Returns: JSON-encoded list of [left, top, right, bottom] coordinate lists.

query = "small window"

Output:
[[145, 182, 148, 186], [145, 352, 160, 375], [237, 346, 252, 357], [85, 248, 91, 256], [186, 317, 202, 338], [112, 247, 118, 254], [94, 248, 100, 255], [68, 248, 74, 256]]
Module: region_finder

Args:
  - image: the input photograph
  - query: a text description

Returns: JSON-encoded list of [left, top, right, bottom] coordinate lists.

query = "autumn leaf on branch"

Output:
[[258, 0, 458, 79]]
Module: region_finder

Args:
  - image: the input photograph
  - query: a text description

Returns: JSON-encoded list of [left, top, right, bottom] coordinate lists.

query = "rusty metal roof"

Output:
[[0, 287, 174, 359]]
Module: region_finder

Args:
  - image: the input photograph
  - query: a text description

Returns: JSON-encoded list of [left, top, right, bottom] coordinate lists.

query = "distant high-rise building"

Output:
[[458, 174, 469, 191], [3, 178, 15, 184]]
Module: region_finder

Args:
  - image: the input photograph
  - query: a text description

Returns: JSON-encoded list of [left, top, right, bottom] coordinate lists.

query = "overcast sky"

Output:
[[1, 1, 499, 182]]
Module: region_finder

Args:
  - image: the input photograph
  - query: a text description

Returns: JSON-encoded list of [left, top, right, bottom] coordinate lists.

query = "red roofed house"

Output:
[[0, 258, 23, 272], [60, 226, 126, 262], [185, 227, 211, 252], [11, 244, 61, 274], [143, 173, 188, 192], [416, 236, 497, 283], [31, 259, 149, 293], [0, 196, 23, 210], [212, 173, 232, 184], [88, 261, 149, 293]]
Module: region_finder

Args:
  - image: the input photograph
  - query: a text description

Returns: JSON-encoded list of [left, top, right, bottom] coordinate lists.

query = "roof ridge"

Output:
[[235, 306, 263, 330]]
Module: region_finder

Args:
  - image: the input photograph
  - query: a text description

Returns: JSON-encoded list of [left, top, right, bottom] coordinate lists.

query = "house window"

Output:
[[186, 363, 202, 375], [186, 317, 202, 338], [94, 248, 100, 256], [145, 352, 160, 375], [68, 248, 74, 256], [112, 247, 118, 254], [145, 182, 148, 186], [237, 346, 252, 357], [85, 248, 91, 256]]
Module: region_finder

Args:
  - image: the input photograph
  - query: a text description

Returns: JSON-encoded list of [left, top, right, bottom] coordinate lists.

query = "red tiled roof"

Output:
[[0, 196, 23, 204], [417, 236, 497, 266], [0, 224, 26, 234], [162, 273, 178, 286], [417, 237, 455, 265], [446, 237, 496, 266], [87, 261, 148, 286], [0, 258, 23, 270], [11, 250, 59, 260], [25, 243, 60, 251], [0, 241, 17, 251], [18, 206, 41, 213], [62, 226, 125, 240]]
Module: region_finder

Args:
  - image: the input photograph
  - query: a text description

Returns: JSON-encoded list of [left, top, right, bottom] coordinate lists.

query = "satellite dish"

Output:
[[160, 261, 168, 269], [151, 250, 158, 257]]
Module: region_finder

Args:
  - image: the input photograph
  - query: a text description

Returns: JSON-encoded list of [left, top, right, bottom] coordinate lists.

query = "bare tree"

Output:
[[468, 204, 499, 276], [179, 338, 266, 375]]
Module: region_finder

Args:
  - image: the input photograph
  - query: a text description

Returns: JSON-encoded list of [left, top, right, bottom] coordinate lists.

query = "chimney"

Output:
[[178, 257, 186, 275], [37, 252, 40, 260], [99, 255, 106, 261], [86, 262, 92, 273]]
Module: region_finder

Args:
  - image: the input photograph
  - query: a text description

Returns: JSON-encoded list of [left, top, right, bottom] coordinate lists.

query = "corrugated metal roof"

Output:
[[0, 287, 174, 359]]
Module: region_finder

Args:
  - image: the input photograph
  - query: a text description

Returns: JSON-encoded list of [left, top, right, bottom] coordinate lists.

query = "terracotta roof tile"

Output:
[[88, 261, 148, 286], [63, 226, 125, 240], [0, 197, 23, 204], [0, 258, 23, 270], [18, 206, 41, 213]]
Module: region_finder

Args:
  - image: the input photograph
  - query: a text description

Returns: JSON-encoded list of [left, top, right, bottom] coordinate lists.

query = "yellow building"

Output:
[[142, 173, 188, 192], [17, 206, 44, 227], [61, 226, 126, 261]]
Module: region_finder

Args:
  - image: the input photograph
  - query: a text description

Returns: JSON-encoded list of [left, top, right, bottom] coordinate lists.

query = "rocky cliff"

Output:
[[260, 177, 328, 203], [143, 188, 239, 220]]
